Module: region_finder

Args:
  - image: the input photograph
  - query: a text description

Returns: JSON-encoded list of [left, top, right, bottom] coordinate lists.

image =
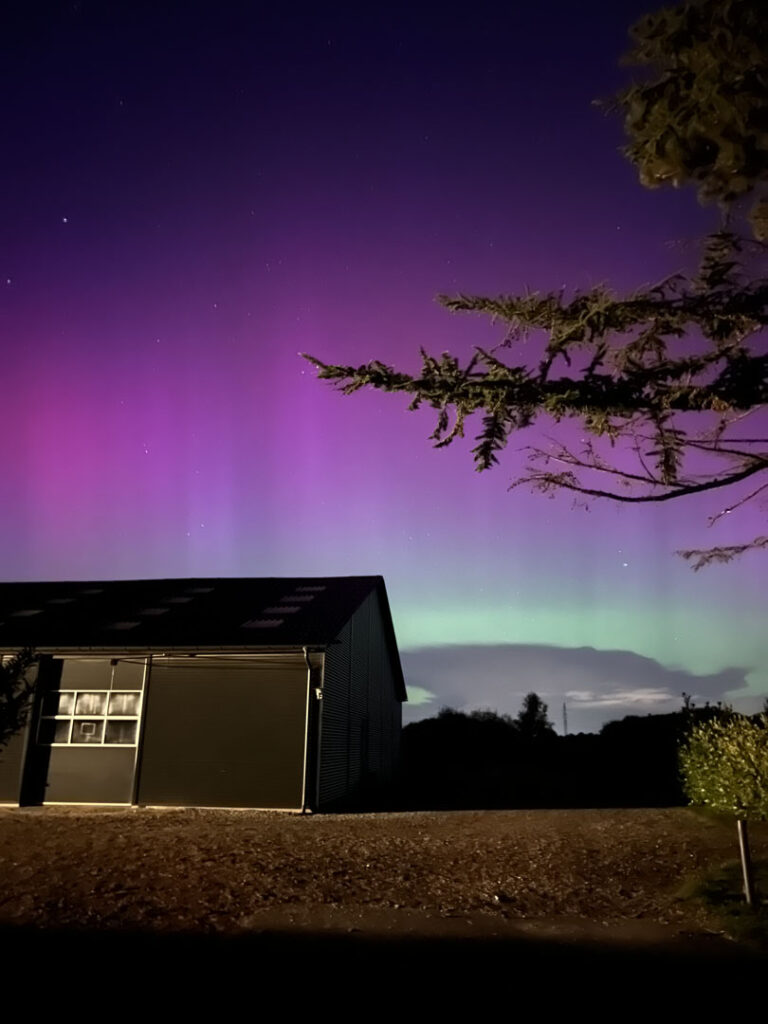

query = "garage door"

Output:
[[136, 659, 308, 809]]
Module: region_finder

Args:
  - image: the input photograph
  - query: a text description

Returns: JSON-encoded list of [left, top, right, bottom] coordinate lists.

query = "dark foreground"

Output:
[[5, 919, 765, 1011]]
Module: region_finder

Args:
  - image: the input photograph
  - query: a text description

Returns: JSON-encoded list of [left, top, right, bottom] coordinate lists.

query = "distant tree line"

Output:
[[395, 692, 745, 810]]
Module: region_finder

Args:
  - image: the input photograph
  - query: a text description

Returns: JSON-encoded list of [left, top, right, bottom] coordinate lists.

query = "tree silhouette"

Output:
[[305, 0, 768, 567], [0, 648, 38, 749], [515, 692, 556, 743]]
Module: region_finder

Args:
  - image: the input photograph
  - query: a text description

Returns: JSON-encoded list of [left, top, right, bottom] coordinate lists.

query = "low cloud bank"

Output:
[[400, 643, 753, 732]]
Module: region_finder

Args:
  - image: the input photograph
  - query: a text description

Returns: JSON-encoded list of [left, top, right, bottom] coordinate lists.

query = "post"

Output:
[[737, 818, 756, 907]]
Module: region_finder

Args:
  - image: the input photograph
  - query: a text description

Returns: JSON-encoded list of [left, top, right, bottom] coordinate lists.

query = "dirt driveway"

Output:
[[1, 805, 764, 940], [3, 805, 767, 1006]]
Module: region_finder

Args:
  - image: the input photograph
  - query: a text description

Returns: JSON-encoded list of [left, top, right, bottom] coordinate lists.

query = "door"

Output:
[[136, 658, 309, 809], [22, 657, 145, 805]]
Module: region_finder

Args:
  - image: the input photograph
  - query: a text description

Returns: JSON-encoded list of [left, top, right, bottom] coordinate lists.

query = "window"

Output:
[[38, 690, 142, 747]]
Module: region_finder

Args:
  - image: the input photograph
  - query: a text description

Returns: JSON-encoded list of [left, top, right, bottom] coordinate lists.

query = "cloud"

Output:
[[564, 688, 678, 708], [404, 685, 437, 706], [400, 643, 754, 731]]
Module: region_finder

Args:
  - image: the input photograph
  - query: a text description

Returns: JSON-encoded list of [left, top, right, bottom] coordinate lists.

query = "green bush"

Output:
[[679, 713, 768, 819]]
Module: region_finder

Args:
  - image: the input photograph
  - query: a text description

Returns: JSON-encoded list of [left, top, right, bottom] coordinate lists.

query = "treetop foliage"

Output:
[[613, 0, 768, 222], [515, 691, 556, 741]]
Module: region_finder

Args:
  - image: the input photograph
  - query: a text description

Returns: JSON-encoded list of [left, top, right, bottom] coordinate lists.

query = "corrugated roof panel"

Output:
[[0, 576, 403, 703]]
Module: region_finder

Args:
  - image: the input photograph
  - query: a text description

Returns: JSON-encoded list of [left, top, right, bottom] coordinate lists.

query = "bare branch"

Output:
[[536, 444, 664, 487], [518, 458, 768, 504], [708, 481, 768, 526], [678, 537, 768, 570], [682, 440, 768, 460]]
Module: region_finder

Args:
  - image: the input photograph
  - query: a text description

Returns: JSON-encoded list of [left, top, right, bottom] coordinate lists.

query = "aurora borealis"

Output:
[[2, 1, 766, 732]]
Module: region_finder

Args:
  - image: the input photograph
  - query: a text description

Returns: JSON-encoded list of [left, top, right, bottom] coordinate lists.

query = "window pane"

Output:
[[71, 719, 104, 744], [108, 692, 140, 716], [74, 692, 107, 715], [38, 719, 71, 744], [105, 720, 138, 745], [41, 692, 74, 716], [60, 660, 112, 690], [113, 661, 146, 690]]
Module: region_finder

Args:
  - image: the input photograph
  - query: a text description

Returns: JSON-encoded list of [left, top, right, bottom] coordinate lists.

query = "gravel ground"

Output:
[[1, 805, 765, 942]]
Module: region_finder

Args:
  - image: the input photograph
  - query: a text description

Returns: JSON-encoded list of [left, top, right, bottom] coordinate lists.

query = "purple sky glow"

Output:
[[2, 1, 766, 731]]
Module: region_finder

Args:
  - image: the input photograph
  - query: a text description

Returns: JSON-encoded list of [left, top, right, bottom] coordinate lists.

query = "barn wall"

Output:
[[359, 588, 402, 799], [0, 725, 29, 803], [136, 657, 309, 809], [40, 748, 137, 803], [318, 622, 352, 807], [318, 590, 402, 810]]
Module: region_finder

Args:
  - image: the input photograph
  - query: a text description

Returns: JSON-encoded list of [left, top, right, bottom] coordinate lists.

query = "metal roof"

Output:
[[0, 576, 406, 700]]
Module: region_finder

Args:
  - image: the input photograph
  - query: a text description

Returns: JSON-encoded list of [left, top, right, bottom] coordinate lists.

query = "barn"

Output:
[[0, 576, 406, 811]]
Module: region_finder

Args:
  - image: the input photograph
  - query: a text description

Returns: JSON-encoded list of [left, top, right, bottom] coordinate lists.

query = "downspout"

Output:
[[300, 647, 313, 814], [130, 656, 152, 807]]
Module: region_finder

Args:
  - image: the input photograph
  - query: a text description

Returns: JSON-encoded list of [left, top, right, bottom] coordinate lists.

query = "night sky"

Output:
[[2, 0, 766, 732]]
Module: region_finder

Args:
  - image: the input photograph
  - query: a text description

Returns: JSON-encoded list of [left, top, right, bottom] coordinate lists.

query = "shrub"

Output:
[[680, 713, 768, 819]]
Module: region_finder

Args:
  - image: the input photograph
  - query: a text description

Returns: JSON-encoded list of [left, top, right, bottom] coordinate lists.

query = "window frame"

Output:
[[37, 688, 143, 748]]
